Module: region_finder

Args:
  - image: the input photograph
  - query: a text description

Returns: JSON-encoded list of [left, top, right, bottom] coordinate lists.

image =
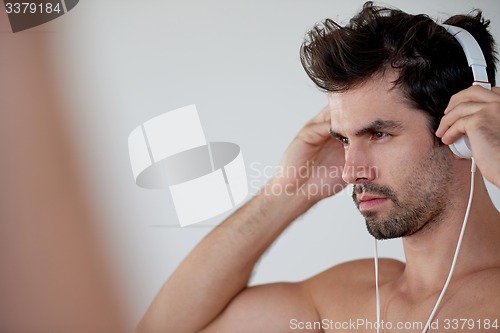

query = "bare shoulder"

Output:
[[301, 258, 404, 312], [464, 267, 500, 310], [304, 258, 405, 289]]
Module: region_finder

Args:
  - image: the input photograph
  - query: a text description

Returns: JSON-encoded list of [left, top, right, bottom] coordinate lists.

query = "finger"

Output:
[[297, 120, 333, 146], [440, 116, 470, 145], [444, 85, 500, 114], [436, 102, 485, 137]]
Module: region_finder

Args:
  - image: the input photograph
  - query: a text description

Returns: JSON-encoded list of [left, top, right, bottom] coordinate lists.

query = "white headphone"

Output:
[[440, 24, 492, 159]]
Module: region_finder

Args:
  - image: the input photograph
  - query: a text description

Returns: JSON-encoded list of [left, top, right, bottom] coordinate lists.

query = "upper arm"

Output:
[[199, 258, 404, 333], [200, 282, 322, 333]]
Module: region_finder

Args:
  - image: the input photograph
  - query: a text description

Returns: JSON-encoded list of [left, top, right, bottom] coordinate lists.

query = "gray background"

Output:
[[47, 0, 500, 329]]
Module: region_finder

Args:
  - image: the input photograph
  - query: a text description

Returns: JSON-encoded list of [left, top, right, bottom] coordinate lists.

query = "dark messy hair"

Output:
[[300, 1, 497, 133]]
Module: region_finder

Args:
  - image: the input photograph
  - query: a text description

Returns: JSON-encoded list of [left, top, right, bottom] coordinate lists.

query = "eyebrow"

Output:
[[329, 119, 403, 139]]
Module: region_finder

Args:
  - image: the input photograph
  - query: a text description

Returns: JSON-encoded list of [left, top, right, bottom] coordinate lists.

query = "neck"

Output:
[[399, 171, 500, 294]]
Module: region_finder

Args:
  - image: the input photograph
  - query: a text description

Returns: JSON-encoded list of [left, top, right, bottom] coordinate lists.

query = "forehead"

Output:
[[328, 77, 427, 134]]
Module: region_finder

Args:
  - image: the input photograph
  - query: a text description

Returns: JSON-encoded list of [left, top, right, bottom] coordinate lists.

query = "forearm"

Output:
[[137, 181, 314, 333]]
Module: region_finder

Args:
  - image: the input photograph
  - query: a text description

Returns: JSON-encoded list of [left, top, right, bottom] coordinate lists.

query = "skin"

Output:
[[0, 13, 127, 333], [137, 76, 500, 333], [330, 83, 454, 241]]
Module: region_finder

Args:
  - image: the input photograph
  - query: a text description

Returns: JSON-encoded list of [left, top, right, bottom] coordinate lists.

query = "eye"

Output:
[[372, 132, 390, 140], [337, 136, 349, 147]]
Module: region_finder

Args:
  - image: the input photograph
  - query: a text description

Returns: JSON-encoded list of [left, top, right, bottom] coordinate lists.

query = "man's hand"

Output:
[[436, 86, 500, 187], [271, 105, 347, 203], [137, 106, 345, 333]]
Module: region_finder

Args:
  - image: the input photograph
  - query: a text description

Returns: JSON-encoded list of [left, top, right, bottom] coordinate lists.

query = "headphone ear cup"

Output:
[[449, 136, 472, 159], [440, 24, 491, 161]]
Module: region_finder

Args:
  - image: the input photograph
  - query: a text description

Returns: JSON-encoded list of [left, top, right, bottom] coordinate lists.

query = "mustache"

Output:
[[352, 182, 398, 205]]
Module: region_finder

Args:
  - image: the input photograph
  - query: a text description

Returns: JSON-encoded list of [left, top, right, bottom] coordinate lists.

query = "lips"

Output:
[[358, 194, 386, 202], [357, 194, 388, 211]]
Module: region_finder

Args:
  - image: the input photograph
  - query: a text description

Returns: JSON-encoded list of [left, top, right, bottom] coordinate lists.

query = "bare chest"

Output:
[[316, 282, 500, 333]]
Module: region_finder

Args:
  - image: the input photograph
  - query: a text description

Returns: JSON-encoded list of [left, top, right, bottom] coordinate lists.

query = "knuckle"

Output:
[[470, 85, 484, 92], [488, 101, 500, 112], [448, 92, 461, 106]]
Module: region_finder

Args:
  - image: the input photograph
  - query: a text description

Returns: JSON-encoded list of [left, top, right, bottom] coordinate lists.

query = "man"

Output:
[[138, 2, 500, 332]]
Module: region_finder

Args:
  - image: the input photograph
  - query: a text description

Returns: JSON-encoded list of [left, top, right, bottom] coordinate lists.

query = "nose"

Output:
[[341, 143, 377, 184]]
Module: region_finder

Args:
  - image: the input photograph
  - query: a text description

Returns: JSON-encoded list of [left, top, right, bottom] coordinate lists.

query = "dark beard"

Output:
[[352, 147, 452, 240]]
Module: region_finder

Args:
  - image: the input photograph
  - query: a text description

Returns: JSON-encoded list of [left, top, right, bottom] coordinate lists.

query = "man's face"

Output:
[[328, 76, 454, 240]]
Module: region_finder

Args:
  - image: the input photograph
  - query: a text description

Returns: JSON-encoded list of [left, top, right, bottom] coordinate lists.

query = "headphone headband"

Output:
[[440, 24, 491, 89]]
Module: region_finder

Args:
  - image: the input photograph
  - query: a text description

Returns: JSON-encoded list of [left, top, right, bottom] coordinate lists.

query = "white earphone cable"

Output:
[[421, 158, 476, 333], [374, 238, 380, 333]]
